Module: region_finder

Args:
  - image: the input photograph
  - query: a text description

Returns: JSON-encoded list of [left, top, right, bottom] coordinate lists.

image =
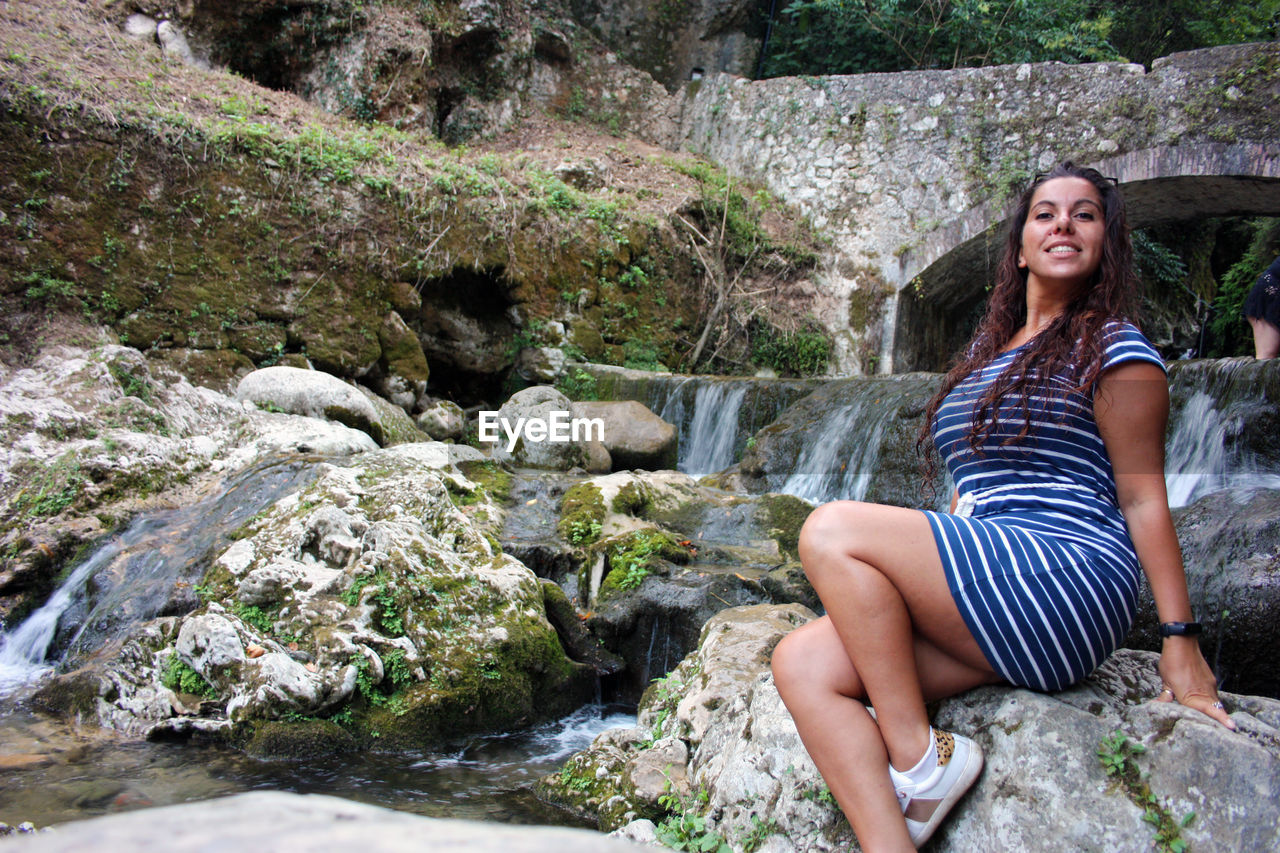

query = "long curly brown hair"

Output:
[[917, 161, 1139, 483]]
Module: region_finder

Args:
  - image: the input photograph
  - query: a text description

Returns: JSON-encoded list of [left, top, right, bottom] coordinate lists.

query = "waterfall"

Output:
[[0, 456, 319, 695], [0, 537, 124, 692], [1165, 388, 1280, 508], [661, 382, 749, 477], [781, 394, 891, 503]]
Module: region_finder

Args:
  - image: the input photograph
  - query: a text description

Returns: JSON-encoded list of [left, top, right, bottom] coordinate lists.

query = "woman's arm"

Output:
[[1094, 361, 1235, 730]]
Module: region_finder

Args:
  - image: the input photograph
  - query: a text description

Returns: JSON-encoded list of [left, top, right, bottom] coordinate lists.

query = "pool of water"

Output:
[[0, 703, 635, 829]]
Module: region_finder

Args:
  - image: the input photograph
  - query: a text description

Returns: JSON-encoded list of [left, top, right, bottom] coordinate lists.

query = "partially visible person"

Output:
[[1245, 255, 1280, 359]]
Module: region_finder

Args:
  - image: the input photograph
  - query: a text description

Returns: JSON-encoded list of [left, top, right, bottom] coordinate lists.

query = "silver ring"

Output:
[[1211, 701, 1225, 710]]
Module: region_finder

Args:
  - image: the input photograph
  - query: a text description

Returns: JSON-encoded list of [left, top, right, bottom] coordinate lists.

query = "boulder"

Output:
[[0, 791, 651, 852], [1128, 486, 1280, 697], [416, 399, 465, 441], [356, 385, 428, 446], [486, 386, 590, 470], [571, 401, 677, 471], [122, 14, 156, 41], [236, 366, 390, 445], [83, 443, 594, 746], [374, 310, 430, 412], [516, 347, 567, 384], [542, 604, 1280, 852]]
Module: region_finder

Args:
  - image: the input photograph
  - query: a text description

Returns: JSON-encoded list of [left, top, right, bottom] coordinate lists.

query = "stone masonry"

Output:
[[673, 42, 1280, 372]]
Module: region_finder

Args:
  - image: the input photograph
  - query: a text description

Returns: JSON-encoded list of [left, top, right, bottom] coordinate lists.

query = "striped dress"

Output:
[[923, 321, 1165, 692]]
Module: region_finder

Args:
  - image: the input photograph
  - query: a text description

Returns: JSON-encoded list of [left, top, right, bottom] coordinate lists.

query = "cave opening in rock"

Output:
[[409, 266, 519, 407]]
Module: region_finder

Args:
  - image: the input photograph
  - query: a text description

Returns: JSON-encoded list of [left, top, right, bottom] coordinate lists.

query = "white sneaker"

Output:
[[893, 729, 984, 848]]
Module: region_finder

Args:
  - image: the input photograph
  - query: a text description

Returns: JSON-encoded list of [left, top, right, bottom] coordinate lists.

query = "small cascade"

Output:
[[1165, 359, 1280, 508], [657, 381, 749, 477], [781, 393, 891, 503], [0, 456, 320, 695]]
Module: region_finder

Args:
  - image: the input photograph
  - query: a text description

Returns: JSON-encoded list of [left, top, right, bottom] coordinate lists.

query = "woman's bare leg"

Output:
[[773, 617, 999, 851], [772, 500, 1000, 852], [1249, 316, 1280, 359]]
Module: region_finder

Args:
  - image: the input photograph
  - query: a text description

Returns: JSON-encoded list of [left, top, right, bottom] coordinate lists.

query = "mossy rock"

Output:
[[356, 385, 426, 446], [145, 348, 254, 394], [242, 718, 359, 758], [610, 480, 654, 517], [558, 482, 606, 547], [593, 527, 689, 599], [756, 493, 814, 560], [454, 459, 514, 505]]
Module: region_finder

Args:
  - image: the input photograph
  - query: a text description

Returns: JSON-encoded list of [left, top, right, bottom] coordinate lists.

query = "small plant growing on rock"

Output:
[[160, 654, 216, 699], [656, 783, 729, 853], [1097, 730, 1195, 853]]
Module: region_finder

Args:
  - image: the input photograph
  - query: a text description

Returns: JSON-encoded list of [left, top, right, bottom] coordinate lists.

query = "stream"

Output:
[[0, 358, 1275, 831]]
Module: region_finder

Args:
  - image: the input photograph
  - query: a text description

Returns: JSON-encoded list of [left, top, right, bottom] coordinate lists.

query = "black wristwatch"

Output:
[[1159, 621, 1203, 637]]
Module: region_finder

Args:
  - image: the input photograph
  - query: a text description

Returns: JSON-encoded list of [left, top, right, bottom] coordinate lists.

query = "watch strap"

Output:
[[1159, 621, 1203, 637]]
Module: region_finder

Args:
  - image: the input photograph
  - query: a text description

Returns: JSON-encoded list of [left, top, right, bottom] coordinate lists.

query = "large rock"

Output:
[[486, 386, 594, 470], [541, 604, 1280, 852], [0, 345, 377, 623], [61, 442, 593, 746], [0, 791, 650, 852], [1128, 486, 1280, 698], [236, 366, 394, 446], [571, 401, 678, 471]]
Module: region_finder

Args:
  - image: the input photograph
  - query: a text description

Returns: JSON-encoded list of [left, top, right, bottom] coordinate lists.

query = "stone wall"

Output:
[[675, 43, 1280, 372]]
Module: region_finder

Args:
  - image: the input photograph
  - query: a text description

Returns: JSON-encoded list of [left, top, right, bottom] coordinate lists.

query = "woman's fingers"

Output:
[[1171, 686, 1238, 731]]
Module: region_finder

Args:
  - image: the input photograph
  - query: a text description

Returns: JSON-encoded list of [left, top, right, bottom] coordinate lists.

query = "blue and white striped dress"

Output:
[[924, 321, 1165, 692]]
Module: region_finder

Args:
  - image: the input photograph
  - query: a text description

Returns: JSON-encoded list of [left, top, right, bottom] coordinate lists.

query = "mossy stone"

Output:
[[243, 719, 359, 758], [758, 493, 814, 560]]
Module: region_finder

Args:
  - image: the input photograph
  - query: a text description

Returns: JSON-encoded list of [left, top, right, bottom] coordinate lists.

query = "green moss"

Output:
[[595, 528, 688, 597], [454, 459, 513, 505], [845, 267, 894, 331], [243, 718, 359, 758], [558, 482, 606, 546], [758, 493, 814, 560], [611, 481, 654, 517], [161, 654, 217, 698]]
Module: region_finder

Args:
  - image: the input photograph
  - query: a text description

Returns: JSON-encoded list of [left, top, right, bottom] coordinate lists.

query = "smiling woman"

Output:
[[770, 162, 1235, 852]]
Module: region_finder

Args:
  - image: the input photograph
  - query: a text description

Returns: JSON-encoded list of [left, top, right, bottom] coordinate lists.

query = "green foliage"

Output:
[[1133, 230, 1190, 289], [762, 0, 1121, 77], [234, 603, 276, 634], [1106, 0, 1280, 67], [622, 339, 668, 372], [656, 784, 730, 853], [555, 368, 599, 401], [602, 529, 688, 594], [11, 452, 85, 518], [107, 361, 154, 404], [1097, 730, 1194, 853], [558, 483, 606, 547], [161, 655, 216, 698], [749, 320, 831, 377]]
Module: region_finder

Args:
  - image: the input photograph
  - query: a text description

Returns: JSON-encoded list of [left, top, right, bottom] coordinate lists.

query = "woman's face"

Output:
[[1017, 177, 1105, 293]]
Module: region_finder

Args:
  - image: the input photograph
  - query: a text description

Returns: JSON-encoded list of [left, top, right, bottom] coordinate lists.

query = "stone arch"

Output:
[[892, 144, 1280, 372]]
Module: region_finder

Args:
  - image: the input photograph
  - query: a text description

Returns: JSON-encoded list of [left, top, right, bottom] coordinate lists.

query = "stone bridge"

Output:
[[675, 42, 1280, 373]]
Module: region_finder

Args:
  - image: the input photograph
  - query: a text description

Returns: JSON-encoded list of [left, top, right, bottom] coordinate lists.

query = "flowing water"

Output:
[[1164, 360, 1280, 507], [0, 703, 634, 828], [0, 456, 321, 694]]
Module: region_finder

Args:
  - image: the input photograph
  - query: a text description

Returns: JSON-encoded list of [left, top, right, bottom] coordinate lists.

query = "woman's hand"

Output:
[[1156, 635, 1236, 731]]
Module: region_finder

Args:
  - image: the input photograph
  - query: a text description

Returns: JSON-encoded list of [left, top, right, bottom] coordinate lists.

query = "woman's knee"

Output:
[[798, 501, 864, 566]]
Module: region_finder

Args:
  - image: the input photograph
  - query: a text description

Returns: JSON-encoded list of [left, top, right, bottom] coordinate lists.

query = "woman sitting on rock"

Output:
[[771, 161, 1235, 851]]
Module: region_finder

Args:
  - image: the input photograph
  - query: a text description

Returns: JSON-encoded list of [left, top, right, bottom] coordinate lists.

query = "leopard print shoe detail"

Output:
[[934, 729, 955, 766]]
